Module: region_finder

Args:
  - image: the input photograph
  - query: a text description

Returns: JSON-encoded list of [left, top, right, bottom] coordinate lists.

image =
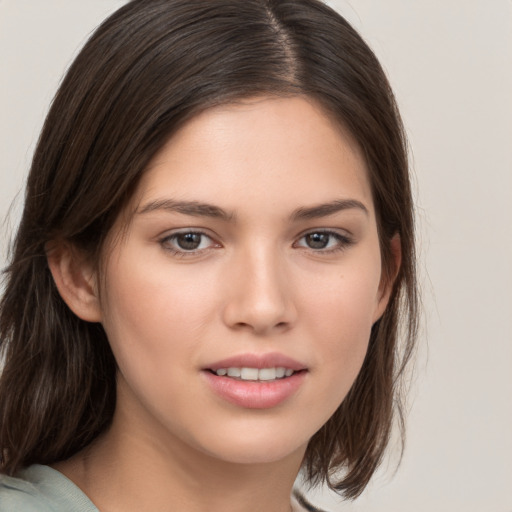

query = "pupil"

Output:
[[306, 233, 329, 249], [177, 233, 201, 250]]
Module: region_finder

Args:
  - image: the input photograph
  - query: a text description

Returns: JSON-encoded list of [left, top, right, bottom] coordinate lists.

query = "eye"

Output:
[[160, 231, 218, 254], [294, 230, 352, 252]]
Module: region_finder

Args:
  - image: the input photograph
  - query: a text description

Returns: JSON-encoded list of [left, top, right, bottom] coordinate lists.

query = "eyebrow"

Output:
[[136, 198, 368, 222], [290, 199, 369, 221], [137, 199, 235, 221]]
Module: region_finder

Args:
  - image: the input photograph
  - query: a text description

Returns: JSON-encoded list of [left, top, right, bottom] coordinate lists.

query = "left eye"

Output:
[[295, 231, 349, 250], [162, 232, 215, 252]]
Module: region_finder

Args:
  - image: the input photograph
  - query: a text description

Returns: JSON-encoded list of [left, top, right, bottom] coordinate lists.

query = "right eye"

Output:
[[160, 231, 219, 255]]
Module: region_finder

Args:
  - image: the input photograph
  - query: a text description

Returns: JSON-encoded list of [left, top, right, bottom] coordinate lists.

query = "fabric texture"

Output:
[[0, 465, 97, 511], [0, 464, 326, 511]]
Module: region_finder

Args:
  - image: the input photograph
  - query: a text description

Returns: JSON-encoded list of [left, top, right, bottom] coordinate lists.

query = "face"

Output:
[[97, 96, 390, 465]]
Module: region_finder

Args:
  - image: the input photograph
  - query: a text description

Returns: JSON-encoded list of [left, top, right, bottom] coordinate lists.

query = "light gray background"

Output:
[[1, 1, 511, 511]]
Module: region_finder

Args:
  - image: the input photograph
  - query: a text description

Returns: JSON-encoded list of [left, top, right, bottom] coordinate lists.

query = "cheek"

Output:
[[97, 255, 224, 440], [301, 256, 381, 389], [99, 253, 219, 372], [307, 262, 380, 339]]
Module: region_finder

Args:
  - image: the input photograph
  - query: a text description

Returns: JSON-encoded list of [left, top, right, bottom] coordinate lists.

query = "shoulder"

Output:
[[0, 471, 53, 511], [0, 465, 98, 512]]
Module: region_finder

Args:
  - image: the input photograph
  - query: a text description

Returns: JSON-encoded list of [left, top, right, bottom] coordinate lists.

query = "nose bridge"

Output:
[[223, 240, 295, 334]]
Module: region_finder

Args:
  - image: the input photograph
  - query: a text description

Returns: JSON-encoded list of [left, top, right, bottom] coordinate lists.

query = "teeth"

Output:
[[215, 367, 296, 381], [258, 368, 276, 381], [227, 368, 241, 378], [240, 367, 259, 380]]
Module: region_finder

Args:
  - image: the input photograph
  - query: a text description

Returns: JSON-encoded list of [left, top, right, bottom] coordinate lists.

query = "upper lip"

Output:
[[204, 352, 307, 372]]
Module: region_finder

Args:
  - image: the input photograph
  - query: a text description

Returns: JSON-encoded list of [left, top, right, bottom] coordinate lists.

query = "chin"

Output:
[[203, 440, 306, 466], [188, 417, 312, 466]]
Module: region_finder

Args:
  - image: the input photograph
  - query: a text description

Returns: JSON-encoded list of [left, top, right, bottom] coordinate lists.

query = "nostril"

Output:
[[234, 321, 251, 329], [222, 291, 297, 334]]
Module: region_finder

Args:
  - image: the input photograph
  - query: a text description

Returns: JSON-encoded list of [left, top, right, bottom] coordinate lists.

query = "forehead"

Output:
[[131, 95, 373, 218]]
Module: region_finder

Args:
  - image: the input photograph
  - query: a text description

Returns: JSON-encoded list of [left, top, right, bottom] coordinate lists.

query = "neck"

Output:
[[54, 398, 305, 512]]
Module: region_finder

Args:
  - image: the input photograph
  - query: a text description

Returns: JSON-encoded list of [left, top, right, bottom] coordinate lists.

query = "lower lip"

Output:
[[202, 371, 306, 409]]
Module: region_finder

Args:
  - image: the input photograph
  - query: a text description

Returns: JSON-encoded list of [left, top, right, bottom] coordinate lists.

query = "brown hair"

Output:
[[0, 0, 417, 499]]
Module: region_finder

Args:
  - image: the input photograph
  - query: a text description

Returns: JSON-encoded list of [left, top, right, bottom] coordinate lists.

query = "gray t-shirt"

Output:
[[0, 464, 323, 511], [0, 465, 97, 511]]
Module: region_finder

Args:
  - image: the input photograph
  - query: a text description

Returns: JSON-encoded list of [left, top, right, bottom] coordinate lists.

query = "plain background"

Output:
[[1, 1, 511, 511]]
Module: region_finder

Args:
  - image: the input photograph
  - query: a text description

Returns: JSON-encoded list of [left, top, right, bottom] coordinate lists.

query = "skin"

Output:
[[50, 96, 396, 512]]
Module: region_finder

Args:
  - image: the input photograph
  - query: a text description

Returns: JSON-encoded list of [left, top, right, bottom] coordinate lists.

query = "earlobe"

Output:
[[46, 242, 102, 323], [373, 234, 402, 323]]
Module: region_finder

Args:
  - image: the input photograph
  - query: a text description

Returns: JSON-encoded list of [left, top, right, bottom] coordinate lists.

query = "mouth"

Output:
[[202, 353, 308, 409], [204, 352, 307, 380], [207, 367, 302, 381]]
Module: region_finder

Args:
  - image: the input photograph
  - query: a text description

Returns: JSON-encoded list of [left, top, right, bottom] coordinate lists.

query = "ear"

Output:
[[372, 234, 402, 323], [46, 242, 102, 323]]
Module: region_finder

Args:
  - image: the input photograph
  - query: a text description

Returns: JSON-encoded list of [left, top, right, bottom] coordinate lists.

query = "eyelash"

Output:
[[159, 229, 354, 257], [159, 231, 219, 258], [293, 230, 354, 254]]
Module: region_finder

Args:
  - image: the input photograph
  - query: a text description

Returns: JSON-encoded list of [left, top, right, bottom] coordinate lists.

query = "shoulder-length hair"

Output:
[[0, 0, 417, 499]]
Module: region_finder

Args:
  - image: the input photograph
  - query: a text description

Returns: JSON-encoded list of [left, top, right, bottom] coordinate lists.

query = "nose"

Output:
[[222, 247, 297, 336]]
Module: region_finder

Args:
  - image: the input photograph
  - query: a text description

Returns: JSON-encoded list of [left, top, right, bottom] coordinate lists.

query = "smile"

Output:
[[212, 367, 295, 381]]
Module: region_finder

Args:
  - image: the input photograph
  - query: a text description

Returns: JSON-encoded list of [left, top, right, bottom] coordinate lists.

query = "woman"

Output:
[[0, 0, 418, 510]]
